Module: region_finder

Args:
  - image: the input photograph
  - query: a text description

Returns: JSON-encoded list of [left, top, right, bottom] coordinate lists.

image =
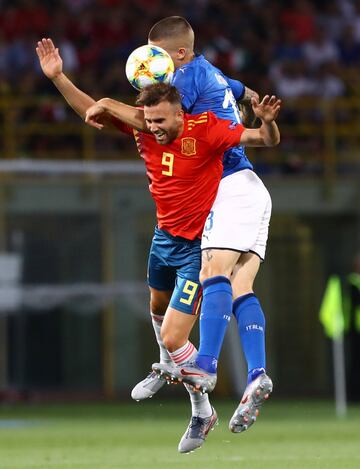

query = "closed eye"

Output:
[[145, 118, 165, 124]]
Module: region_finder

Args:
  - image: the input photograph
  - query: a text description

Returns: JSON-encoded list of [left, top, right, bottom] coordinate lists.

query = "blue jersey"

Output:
[[172, 55, 253, 177]]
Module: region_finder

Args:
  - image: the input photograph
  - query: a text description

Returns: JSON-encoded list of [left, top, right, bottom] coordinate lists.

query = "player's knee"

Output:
[[150, 299, 167, 315], [150, 291, 171, 315], [233, 285, 253, 299], [161, 332, 176, 352], [161, 330, 183, 353], [199, 264, 231, 283], [199, 262, 215, 283], [231, 276, 255, 298]]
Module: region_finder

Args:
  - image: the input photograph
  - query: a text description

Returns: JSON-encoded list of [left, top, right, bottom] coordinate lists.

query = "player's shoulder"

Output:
[[176, 55, 211, 76], [184, 111, 218, 132]]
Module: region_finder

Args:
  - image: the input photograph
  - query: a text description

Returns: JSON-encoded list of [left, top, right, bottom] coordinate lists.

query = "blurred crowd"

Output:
[[0, 0, 359, 98], [0, 0, 360, 170]]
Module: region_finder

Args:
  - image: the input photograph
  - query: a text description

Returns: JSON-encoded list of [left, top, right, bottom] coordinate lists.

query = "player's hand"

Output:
[[85, 103, 106, 130], [36, 38, 63, 80], [251, 95, 281, 123]]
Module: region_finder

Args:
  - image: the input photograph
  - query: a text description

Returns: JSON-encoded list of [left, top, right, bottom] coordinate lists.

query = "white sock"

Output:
[[151, 313, 171, 364], [169, 341, 212, 418], [184, 384, 212, 418], [169, 340, 197, 365]]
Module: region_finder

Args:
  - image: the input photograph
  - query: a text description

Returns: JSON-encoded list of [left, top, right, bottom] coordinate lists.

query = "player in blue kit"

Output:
[[37, 35, 280, 454], [133, 16, 274, 437]]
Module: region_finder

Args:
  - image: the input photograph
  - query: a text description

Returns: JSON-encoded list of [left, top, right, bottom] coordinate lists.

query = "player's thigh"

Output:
[[167, 235, 202, 315], [230, 252, 261, 298], [147, 233, 176, 314], [147, 250, 176, 292], [163, 246, 202, 350], [161, 306, 198, 351], [201, 170, 271, 259], [149, 287, 173, 315], [200, 248, 240, 282]]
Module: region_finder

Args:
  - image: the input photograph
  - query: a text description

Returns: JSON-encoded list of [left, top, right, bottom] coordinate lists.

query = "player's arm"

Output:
[[238, 86, 260, 128], [36, 38, 96, 120], [36, 38, 141, 132], [240, 95, 281, 147], [84, 98, 147, 132], [225, 76, 259, 128]]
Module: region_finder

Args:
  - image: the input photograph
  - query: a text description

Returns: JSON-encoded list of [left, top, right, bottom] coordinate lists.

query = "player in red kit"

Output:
[[37, 36, 281, 453], [113, 109, 244, 240]]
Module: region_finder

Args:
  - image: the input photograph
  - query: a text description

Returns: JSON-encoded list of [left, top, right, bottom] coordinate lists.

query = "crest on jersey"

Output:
[[181, 137, 197, 156]]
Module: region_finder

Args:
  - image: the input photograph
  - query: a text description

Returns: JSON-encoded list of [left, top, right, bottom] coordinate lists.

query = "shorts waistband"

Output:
[[155, 226, 199, 243]]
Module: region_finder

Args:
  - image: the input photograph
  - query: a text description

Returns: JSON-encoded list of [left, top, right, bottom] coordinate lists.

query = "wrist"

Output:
[[51, 72, 65, 83]]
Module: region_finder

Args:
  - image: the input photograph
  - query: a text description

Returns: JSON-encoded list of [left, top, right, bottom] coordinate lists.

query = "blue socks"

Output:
[[233, 293, 266, 384], [195, 279, 267, 383], [196, 276, 233, 374]]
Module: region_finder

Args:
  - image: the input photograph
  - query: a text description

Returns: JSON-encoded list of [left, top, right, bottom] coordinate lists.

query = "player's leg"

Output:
[[229, 253, 272, 433], [131, 286, 174, 400], [153, 240, 217, 453], [161, 305, 198, 352], [231, 253, 266, 384], [158, 248, 240, 393], [131, 230, 176, 401], [149, 287, 173, 364], [160, 307, 216, 453], [196, 248, 240, 372], [175, 169, 271, 394], [229, 183, 273, 433]]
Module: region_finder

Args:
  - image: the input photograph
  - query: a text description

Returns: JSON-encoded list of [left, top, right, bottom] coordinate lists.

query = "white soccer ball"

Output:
[[125, 45, 174, 91]]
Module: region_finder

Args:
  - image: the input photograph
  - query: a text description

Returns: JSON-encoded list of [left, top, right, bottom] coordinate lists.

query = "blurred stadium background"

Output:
[[0, 0, 360, 466]]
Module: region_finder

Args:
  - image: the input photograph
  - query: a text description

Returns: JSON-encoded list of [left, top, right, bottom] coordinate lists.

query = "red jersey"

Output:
[[115, 112, 244, 239]]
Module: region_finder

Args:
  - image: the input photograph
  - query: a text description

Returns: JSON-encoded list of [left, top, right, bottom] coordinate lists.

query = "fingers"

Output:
[[36, 38, 56, 57], [86, 118, 104, 130], [85, 116, 104, 130], [260, 95, 281, 109], [85, 110, 104, 130], [36, 41, 45, 59], [47, 38, 56, 51]]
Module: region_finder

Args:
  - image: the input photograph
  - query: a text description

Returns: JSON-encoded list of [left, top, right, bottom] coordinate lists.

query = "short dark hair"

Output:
[[136, 83, 181, 107], [148, 16, 193, 42]]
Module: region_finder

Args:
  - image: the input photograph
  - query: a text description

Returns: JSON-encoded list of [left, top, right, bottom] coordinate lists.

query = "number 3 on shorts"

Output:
[[180, 280, 198, 305], [204, 210, 214, 231]]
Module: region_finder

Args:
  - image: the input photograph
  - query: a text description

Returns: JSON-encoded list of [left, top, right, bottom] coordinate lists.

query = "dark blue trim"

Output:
[[233, 293, 256, 311], [202, 276, 231, 289]]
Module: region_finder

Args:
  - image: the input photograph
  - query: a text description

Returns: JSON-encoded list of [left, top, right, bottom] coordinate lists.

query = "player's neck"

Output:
[[176, 122, 185, 139], [184, 51, 195, 64]]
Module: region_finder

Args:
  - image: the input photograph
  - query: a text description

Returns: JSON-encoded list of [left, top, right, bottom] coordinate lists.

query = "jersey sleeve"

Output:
[[224, 76, 245, 101], [207, 112, 245, 153], [110, 117, 134, 135]]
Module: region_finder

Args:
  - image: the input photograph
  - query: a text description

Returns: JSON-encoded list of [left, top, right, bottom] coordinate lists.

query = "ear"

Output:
[[176, 108, 184, 120], [176, 47, 187, 60]]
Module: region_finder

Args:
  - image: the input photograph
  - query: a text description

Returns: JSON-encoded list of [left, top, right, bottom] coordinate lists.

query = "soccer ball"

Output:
[[125, 45, 174, 91]]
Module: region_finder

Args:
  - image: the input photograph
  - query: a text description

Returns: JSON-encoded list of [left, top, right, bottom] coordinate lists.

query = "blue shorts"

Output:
[[147, 227, 202, 315]]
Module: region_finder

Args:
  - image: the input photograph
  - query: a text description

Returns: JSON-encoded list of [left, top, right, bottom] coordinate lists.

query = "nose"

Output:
[[148, 122, 159, 133]]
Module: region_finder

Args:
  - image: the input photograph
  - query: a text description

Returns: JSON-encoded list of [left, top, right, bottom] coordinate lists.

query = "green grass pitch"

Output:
[[0, 399, 359, 468]]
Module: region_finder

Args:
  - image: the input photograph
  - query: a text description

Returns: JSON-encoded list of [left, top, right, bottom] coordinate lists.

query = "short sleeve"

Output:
[[110, 117, 134, 135], [207, 112, 245, 153], [224, 77, 245, 101]]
